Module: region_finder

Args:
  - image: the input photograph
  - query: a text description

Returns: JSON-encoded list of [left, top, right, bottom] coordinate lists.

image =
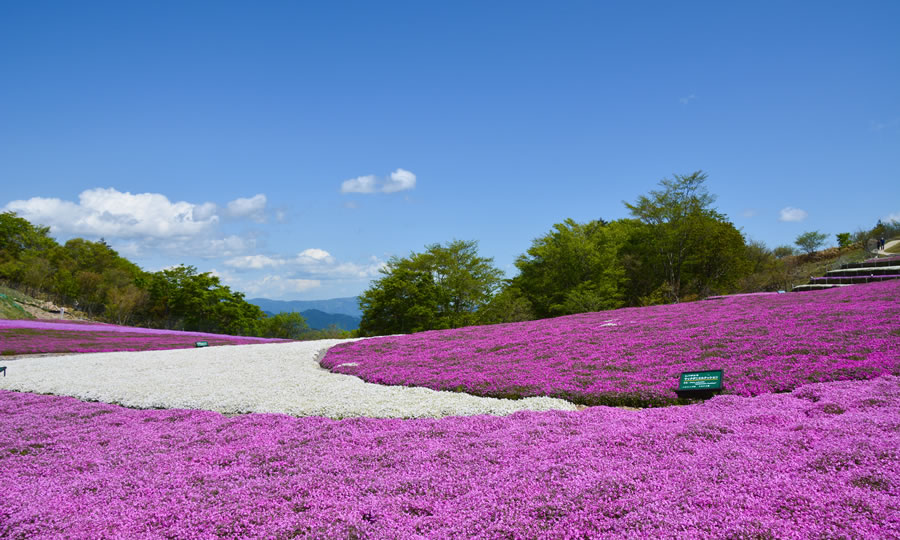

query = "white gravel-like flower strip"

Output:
[[0, 339, 577, 418]]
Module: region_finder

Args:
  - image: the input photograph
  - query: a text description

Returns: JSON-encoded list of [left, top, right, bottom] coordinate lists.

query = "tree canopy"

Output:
[[359, 240, 503, 336], [0, 211, 316, 339], [795, 231, 828, 255]]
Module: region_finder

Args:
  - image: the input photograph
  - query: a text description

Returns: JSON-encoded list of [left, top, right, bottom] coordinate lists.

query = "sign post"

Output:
[[676, 369, 724, 400], [195, 341, 209, 348]]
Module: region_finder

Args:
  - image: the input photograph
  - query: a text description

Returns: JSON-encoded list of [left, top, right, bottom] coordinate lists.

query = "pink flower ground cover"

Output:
[[0, 319, 285, 355], [2, 377, 898, 539], [323, 281, 900, 407]]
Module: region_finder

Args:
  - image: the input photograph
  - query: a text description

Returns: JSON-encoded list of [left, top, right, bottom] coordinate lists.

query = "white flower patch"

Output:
[[0, 340, 577, 418]]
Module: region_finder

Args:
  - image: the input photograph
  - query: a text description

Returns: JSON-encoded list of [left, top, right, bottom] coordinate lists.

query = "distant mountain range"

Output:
[[249, 297, 362, 331]]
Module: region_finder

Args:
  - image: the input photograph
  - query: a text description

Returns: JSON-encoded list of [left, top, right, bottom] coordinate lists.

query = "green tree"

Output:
[[773, 245, 795, 258], [261, 312, 310, 339], [358, 263, 440, 335], [477, 284, 534, 325], [624, 171, 747, 302], [835, 232, 852, 248], [358, 240, 503, 335], [795, 231, 828, 255], [512, 219, 631, 318]]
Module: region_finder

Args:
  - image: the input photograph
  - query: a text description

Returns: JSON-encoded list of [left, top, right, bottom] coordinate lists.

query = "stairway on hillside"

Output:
[[792, 255, 900, 292]]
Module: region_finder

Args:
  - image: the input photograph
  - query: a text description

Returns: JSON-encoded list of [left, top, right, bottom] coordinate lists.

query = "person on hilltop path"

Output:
[[879, 236, 886, 251]]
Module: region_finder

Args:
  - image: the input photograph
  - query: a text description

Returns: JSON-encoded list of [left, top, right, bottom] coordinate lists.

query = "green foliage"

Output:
[[835, 232, 852, 248], [359, 263, 440, 335], [773, 245, 795, 258], [0, 292, 33, 319], [501, 172, 751, 317], [0, 212, 269, 337], [359, 240, 503, 336], [512, 219, 631, 318], [623, 171, 748, 302], [260, 312, 309, 339], [795, 230, 828, 255], [477, 285, 533, 325]]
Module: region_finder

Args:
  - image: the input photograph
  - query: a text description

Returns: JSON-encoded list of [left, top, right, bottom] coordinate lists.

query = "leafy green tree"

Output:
[[105, 284, 149, 325], [795, 231, 828, 255], [512, 219, 631, 318], [623, 171, 747, 302], [262, 311, 309, 339], [835, 232, 852, 248], [773, 245, 795, 258], [359, 240, 503, 335], [415, 239, 505, 327], [477, 284, 533, 325], [359, 263, 440, 335], [683, 216, 751, 297]]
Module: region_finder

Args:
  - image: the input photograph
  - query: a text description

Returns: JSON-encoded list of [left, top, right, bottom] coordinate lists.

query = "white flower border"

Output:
[[0, 340, 576, 418]]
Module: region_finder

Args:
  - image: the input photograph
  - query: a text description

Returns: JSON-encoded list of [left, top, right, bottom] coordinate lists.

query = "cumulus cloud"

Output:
[[340, 169, 417, 195], [244, 276, 322, 296], [2, 188, 268, 258], [226, 194, 267, 222], [223, 255, 286, 270], [192, 202, 218, 221], [297, 248, 333, 262], [341, 175, 377, 194], [223, 245, 384, 284], [4, 188, 218, 238], [779, 207, 808, 222], [382, 168, 417, 193]]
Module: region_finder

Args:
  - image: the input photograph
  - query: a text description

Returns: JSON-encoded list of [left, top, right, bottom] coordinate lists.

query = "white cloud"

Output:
[[341, 175, 377, 194], [779, 207, 808, 222], [226, 194, 267, 222], [742, 209, 757, 218], [382, 168, 417, 193], [679, 94, 696, 105], [332, 260, 386, 279], [1, 188, 269, 258], [244, 276, 322, 296], [340, 169, 417, 195], [885, 212, 900, 223], [192, 202, 218, 221], [224, 255, 286, 270], [4, 188, 218, 238], [297, 248, 332, 262]]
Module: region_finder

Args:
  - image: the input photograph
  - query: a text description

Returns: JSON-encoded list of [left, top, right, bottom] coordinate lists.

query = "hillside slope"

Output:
[[249, 297, 362, 318], [323, 280, 900, 407]]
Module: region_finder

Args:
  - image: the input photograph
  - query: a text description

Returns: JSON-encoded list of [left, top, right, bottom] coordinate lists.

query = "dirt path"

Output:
[[876, 239, 900, 256]]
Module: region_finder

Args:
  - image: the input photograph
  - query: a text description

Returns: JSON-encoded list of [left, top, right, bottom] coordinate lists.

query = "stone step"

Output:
[[827, 265, 900, 277], [791, 284, 850, 292], [842, 257, 900, 269], [809, 275, 900, 285]]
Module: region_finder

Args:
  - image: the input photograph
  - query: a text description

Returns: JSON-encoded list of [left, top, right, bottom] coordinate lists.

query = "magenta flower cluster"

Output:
[[2, 376, 898, 539], [0, 319, 286, 355], [323, 281, 900, 406]]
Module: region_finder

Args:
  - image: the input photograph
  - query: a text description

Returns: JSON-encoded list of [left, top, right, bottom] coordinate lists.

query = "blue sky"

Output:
[[2, 1, 898, 300]]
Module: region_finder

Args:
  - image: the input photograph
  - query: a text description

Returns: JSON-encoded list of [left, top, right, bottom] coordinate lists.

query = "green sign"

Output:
[[195, 341, 209, 348], [679, 369, 723, 391]]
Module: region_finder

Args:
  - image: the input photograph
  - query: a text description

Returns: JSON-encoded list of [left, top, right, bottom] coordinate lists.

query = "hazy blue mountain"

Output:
[[248, 297, 362, 318], [249, 297, 362, 329], [296, 309, 360, 331]]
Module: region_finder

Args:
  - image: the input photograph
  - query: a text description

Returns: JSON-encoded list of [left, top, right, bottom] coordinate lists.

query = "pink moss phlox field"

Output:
[[323, 281, 900, 406], [2, 377, 899, 539], [0, 319, 286, 355]]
